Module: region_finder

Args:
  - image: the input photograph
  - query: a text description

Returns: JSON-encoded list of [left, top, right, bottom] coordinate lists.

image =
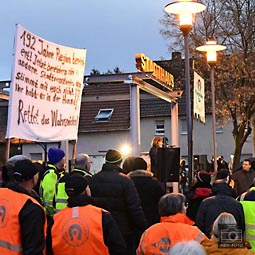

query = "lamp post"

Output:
[[196, 40, 226, 173], [164, 1, 206, 185]]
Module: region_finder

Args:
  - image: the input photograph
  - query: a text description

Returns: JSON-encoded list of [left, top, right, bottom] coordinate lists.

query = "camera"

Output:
[[219, 224, 242, 243]]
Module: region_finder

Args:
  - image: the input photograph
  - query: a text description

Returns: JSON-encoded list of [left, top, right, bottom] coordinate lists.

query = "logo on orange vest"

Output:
[[0, 199, 10, 228], [62, 218, 89, 246], [151, 237, 171, 254]]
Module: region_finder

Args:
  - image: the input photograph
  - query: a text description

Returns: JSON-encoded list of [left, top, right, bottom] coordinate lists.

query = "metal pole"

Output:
[[171, 102, 179, 193], [171, 102, 179, 147], [5, 139, 11, 163], [130, 83, 141, 156], [183, 33, 193, 185], [210, 65, 217, 173]]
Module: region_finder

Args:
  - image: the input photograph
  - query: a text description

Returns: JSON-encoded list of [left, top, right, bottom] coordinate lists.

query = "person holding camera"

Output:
[[202, 212, 254, 254]]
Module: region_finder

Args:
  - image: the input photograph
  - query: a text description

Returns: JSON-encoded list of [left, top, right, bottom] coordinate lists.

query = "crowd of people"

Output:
[[0, 141, 255, 255]]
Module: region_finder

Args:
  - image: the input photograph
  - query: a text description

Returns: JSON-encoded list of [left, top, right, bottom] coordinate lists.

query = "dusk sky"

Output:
[[0, 0, 172, 80]]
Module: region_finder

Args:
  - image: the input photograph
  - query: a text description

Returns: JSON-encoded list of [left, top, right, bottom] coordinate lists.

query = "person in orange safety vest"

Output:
[[137, 193, 207, 255], [51, 173, 127, 255], [0, 157, 46, 255]]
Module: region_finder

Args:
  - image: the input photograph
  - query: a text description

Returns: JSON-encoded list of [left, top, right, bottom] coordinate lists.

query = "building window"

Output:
[[181, 119, 187, 135], [95, 109, 114, 122], [30, 153, 43, 161], [155, 120, 165, 136]]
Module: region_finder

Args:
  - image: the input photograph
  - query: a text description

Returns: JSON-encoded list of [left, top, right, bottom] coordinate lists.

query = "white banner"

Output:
[[193, 71, 205, 123], [6, 24, 86, 142]]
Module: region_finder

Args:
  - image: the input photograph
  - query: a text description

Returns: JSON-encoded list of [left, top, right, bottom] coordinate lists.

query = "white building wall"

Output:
[[21, 115, 253, 172]]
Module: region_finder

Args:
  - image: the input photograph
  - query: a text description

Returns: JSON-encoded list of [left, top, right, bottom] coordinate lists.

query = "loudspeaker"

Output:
[[156, 147, 180, 182]]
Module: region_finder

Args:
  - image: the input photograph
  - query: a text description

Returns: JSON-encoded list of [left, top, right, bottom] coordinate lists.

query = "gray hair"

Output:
[[168, 241, 206, 255], [74, 153, 90, 170], [212, 212, 237, 239], [7, 155, 29, 166], [158, 193, 185, 217]]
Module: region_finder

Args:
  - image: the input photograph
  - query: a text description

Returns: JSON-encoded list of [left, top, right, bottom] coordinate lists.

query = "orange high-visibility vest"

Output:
[[0, 188, 46, 255], [137, 213, 207, 255], [52, 204, 109, 255]]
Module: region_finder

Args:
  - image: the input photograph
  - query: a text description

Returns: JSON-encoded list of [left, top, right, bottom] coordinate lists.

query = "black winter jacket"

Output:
[[128, 170, 165, 226], [196, 182, 245, 238], [89, 163, 147, 237]]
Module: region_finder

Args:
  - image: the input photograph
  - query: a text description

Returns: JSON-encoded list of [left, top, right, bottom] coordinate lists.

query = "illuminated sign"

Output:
[[135, 53, 174, 90]]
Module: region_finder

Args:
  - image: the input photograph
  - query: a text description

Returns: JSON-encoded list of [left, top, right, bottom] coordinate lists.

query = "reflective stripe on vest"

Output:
[[40, 169, 58, 216], [73, 168, 93, 177], [55, 181, 68, 212], [0, 240, 22, 252], [55, 169, 90, 213], [0, 188, 46, 255], [195, 231, 205, 242]]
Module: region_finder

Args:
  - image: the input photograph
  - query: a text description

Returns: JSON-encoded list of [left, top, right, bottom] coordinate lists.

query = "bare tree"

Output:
[[160, 0, 255, 170]]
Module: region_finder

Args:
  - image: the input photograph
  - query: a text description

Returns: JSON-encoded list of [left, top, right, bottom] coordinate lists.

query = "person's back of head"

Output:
[[168, 240, 206, 255], [65, 173, 89, 197], [158, 193, 186, 217], [133, 157, 147, 171], [2, 155, 30, 185], [215, 169, 230, 184], [195, 170, 211, 188], [10, 158, 40, 193], [74, 153, 91, 171], [48, 147, 65, 167], [7, 155, 29, 166], [122, 156, 136, 174], [105, 149, 123, 165], [211, 212, 237, 240]]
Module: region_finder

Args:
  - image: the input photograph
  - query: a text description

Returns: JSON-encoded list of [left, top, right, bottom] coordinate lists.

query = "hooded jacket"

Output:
[[185, 182, 212, 221], [196, 182, 245, 238], [128, 169, 165, 227]]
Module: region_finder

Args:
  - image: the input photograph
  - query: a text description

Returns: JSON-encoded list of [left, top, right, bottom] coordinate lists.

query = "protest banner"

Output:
[[6, 24, 86, 142]]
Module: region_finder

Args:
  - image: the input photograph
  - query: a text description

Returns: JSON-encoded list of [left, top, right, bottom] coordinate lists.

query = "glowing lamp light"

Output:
[[196, 40, 226, 64], [120, 144, 131, 156], [164, 1, 206, 33], [196, 40, 226, 173]]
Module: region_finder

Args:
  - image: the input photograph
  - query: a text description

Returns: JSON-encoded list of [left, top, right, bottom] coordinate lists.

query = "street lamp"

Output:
[[164, 1, 206, 185], [196, 40, 226, 173]]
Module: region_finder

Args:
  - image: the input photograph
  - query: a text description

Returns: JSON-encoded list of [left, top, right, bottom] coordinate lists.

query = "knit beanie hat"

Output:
[[105, 149, 122, 164], [48, 147, 65, 164], [133, 157, 147, 170], [216, 169, 230, 180], [65, 174, 88, 196], [13, 159, 39, 182], [196, 171, 211, 184]]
